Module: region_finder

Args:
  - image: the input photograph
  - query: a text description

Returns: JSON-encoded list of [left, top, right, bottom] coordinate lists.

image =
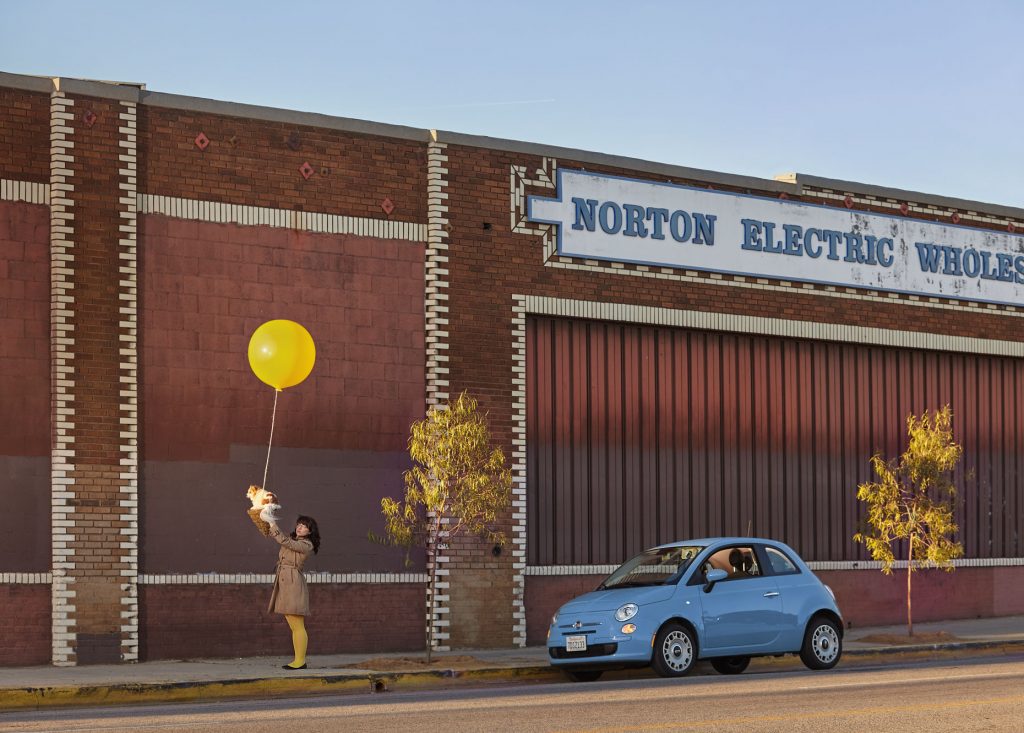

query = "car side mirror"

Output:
[[704, 568, 728, 593]]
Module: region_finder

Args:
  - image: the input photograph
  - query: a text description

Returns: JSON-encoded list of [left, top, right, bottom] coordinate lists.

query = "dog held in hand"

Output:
[[246, 485, 281, 536]]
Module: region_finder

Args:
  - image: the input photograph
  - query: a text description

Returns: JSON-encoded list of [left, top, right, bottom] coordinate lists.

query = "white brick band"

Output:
[[0, 573, 53, 584], [523, 296, 1024, 358], [0, 179, 49, 205], [806, 558, 1024, 570], [139, 194, 427, 241], [138, 572, 429, 584], [526, 558, 1024, 575]]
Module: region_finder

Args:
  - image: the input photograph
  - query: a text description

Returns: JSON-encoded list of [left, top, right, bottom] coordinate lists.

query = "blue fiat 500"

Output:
[[547, 538, 843, 681]]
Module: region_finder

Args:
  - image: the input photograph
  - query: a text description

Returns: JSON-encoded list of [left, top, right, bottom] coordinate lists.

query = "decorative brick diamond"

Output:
[[778, 192, 788, 200], [899, 203, 909, 215], [381, 197, 394, 215], [299, 162, 314, 180], [950, 212, 961, 224], [83, 110, 97, 128], [287, 132, 301, 151], [1009, 223, 1017, 234], [194, 132, 210, 151], [843, 195, 854, 209]]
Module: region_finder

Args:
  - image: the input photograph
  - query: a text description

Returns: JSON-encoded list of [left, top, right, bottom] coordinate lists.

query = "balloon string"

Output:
[[262, 389, 280, 490]]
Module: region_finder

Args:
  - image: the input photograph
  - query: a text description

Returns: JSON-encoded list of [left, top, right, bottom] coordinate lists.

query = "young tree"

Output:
[[853, 405, 964, 637], [373, 391, 512, 662]]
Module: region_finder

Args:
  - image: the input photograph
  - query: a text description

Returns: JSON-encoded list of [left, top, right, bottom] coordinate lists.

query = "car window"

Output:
[[600, 545, 704, 589], [764, 546, 800, 575], [697, 546, 761, 582]]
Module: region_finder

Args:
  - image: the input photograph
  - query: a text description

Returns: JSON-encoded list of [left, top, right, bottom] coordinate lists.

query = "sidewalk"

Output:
[[1, 615, 1022, 711]]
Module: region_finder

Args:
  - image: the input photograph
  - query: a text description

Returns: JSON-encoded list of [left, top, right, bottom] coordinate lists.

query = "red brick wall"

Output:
[[525, 575, 604, 645], [820, 566, 1024, 628], [0, 87, 49, 182], [0, 200, 50, 571], [140, 583, 425, 660], [139, 106, 426, 223], [0, 586, 51, 666]]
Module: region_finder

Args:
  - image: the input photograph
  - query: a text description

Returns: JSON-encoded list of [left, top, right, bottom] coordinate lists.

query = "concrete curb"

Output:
[[2, 640, 1022, 712]]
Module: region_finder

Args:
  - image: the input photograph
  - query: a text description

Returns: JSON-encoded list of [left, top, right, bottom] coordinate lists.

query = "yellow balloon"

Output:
[[247, 320, 316, 390]]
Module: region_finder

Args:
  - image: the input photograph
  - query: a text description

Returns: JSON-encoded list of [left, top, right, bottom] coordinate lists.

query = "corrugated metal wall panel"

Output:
[[527, 316, 1024, 564]]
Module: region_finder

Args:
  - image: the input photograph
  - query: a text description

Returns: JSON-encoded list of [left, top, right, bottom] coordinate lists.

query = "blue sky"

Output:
[[2, 1, 1022, 207]]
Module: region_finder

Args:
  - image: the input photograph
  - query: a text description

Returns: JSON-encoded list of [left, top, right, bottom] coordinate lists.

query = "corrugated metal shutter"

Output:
[[526, 315, 1023, 564]]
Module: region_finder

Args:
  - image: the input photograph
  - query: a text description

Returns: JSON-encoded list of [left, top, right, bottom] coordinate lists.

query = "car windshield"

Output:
[[599, 545, 705, 589]]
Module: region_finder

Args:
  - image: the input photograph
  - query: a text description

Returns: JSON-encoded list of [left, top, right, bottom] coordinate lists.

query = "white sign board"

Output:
[[528, 169, 1024, 307]]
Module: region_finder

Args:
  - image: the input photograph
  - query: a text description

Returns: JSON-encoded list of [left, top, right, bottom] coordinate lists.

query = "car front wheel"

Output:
[[710, 656, 750, 675], [651, 622, 697, 677], [800, 615, 842, 670]]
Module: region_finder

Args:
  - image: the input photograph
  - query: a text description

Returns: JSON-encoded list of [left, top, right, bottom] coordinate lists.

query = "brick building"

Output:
[[2, 71, 1022, 666]]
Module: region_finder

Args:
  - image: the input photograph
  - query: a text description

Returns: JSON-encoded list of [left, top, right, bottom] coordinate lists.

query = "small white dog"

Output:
[[246, 485, 281, 535]]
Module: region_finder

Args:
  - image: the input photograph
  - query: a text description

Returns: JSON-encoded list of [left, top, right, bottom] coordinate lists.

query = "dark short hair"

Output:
[[293, 515, 321, 554]]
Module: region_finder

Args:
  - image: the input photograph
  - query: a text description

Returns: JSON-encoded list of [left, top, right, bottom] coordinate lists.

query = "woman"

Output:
[[265, 515, 320, 670]]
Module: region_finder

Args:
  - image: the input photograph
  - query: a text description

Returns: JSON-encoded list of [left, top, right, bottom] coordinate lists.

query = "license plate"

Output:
[[565, 635, 587, 652]]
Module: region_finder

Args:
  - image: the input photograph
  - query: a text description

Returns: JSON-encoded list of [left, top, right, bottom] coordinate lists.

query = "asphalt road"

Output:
[[3, 654, 1024, 733]]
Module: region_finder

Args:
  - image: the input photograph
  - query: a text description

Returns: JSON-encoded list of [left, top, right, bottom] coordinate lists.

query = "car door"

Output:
[[696, 545, 786, 654]]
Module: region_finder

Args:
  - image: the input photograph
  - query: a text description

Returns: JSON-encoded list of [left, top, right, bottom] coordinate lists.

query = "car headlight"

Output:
[[824, 584, 836, 601], [614, 603, 638, 622]]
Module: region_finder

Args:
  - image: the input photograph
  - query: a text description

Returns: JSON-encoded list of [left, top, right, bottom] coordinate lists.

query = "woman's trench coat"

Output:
[[267, 523, 314, 616]]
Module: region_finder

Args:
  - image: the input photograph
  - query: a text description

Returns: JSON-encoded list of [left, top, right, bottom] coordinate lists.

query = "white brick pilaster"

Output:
[[425, 138, 450, 410], [425, 139, 451, 651], [117, 101, 140, 662], [510, 295, 528, 647], [49, 91, 76, 667]]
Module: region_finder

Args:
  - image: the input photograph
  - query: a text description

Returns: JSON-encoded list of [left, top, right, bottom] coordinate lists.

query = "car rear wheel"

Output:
[[651, 622, 697, 678], [710, 656, 750, 675], [565, 669, 603, 682], [800, 615, 842, 670]]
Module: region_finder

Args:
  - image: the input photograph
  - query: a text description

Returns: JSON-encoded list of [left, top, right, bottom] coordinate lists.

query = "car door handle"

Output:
[[763, 591, 780, 598]]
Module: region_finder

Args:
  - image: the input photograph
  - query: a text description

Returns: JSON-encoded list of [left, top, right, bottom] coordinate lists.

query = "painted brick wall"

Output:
[[0, 87, 49, 182], [140, 216, 426, 573], [524, 575, 603, 646], [0, 586, 51, 666], [138, 106, 426, 223], [0, 201, 50, 571], [140, 583, 426, 660]]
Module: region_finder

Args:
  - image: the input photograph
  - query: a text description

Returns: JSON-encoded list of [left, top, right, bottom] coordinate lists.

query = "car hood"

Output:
[[559, 584, 676, 613]]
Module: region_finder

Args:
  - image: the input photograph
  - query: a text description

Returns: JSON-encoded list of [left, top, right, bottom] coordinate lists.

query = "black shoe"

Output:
[[282, 663, 307, 670]]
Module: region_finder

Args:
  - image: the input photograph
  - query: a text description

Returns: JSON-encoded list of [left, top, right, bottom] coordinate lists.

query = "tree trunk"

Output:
[[906, 534, 914, 638], [426, 538, 435, 664]]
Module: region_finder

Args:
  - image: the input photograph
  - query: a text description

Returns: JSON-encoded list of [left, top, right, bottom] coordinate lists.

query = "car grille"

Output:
[[557, 621, 601, 633], [549, 643, 618, 659]]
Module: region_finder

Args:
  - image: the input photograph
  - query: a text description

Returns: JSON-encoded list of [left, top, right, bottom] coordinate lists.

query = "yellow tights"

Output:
[[284, 614, 307, 668]]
